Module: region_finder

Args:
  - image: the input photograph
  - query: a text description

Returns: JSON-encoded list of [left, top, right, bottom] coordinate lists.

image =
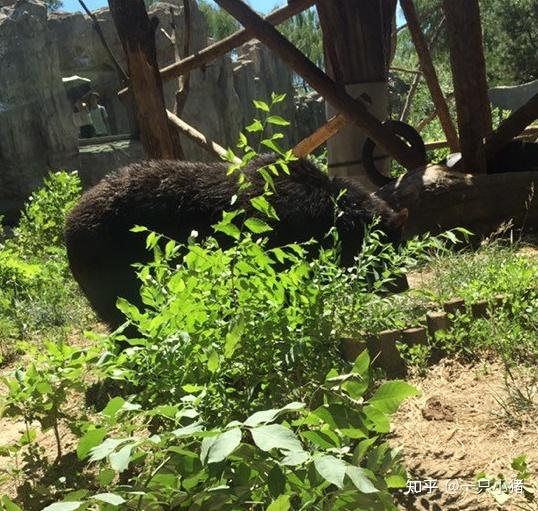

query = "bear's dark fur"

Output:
[[487, 141, 538, 174], [65, 154, 407, 331]]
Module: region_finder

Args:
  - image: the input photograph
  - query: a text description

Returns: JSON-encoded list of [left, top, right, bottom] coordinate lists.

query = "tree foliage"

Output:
[[199, 0, 240, 40], [279, 8, 323, 69], [400, 0, 537, 85], [45, 0, 63, 11]]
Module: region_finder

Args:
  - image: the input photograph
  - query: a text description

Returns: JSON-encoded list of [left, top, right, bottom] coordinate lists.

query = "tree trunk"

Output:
[[109, 0, 178, 159], [443, 0, 491, 174], [316, 0, 397, 190]]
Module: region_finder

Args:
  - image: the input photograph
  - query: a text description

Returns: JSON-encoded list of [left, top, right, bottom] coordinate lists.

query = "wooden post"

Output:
[[443, 0, 491, 173], [400, 2, 459, 152], [118, 0, 316, 99], [316, 0, 397, 186], [214, 0, 424, 172], [109, 0, 178, 159]]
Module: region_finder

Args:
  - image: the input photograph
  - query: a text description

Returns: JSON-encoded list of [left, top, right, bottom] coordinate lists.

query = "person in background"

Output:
[[73, 98, 95, 139], [88, 92, 110, 137]]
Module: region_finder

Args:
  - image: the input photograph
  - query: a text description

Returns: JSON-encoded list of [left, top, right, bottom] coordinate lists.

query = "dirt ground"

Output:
[[392, 359, 538, 511], [1, 255, 538, 508], [2, 358, 536, 510]]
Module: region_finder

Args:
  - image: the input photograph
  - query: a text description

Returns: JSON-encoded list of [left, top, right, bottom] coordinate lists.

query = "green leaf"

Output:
[[207, 349, 220, 373], [353, 437, 378, 463], [36, 382, 53, 395], [251, 425, 303, 453], [19, 429, 37, 446], [301, 431, 336, 449], [89, 438, 129, 462], [368, 381, 419, 414], [224, 320, 245, 359], [101, 397, 125, 419], [1, 496, 23, 511], [246, 119, 264, 132], [271, 92, 287, 104], [115, 299, 141, 321], [314, 455, 347, 489], [352, 349, 370, 378], [253, 100, 270, 112], [386, 474, 407, 488], [77, 428, 107, 461], [266, 115, 290, 126], [98, 468, 116, 486], [363, 406, 390, 433], [203, 428, 242, 465], [250, 196, 279, 220], [266, 494, 291, 511], [261, 139, 283, 154], [91, 493, 125, 506], [41, 503, 83, 511], [281, 450, 309, 466], [172, 422, 204, 438], [342, 380, 368, 400], [346, 466, 378, 493], [244, 402, 304, 427], [244, 218, 273, 234], [268, 464, 286, 498], [225, 148, 238, 164], [109, 444, 133, 473]]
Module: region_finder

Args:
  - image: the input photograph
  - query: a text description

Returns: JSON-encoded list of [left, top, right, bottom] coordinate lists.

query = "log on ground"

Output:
[[376, 166, 538, 239]]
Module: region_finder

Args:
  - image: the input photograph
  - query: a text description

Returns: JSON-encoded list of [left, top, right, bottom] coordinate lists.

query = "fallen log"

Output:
[[376, 165, 538, 239]]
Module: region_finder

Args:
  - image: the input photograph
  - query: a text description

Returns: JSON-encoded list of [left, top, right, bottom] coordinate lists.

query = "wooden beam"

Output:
[[166, 110, 241, 163], [293, 111, 348, 158], [109, 0, 178, 159], [485, 94, 538, 157], [390, 66, 422, 75], [443, 0, 491, 173], [118, 0, 315, 99], [417, 92, 455, 132], [425, 125, 538, 152], [400, 1, 459, 152], [400, 72, 422, 123], [214, 0, 424, 170]]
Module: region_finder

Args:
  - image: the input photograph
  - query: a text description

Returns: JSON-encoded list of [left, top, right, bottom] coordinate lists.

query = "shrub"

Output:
[[13, 171, 81, 259]]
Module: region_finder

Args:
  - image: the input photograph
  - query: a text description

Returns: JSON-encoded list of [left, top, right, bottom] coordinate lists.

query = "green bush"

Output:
[[0, 170, 89, 354], [12, 171, 81, 259]]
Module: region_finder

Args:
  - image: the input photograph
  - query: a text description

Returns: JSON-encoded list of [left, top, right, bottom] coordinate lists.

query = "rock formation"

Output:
[[0, 0, 78, 222], [0, 0, 323, 221]]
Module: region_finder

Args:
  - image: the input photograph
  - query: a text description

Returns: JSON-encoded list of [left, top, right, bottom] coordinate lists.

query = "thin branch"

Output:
[[175, 1, 192, 117], [79, 0, 128, 83]]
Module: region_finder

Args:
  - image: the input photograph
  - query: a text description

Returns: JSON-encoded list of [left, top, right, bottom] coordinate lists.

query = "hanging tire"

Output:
[[362, 120, 427, 188]]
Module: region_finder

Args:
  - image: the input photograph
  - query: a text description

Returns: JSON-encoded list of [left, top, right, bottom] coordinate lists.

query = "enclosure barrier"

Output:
[[340, 290, 525, 376]]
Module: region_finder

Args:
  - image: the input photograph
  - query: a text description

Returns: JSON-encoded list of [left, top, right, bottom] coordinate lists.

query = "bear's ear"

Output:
[[393, 208, 409, 229]]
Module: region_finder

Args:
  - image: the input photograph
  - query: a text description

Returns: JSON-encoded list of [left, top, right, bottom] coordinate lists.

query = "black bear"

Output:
[[487, 140, 538, 174], [65, 154, 408, 331]]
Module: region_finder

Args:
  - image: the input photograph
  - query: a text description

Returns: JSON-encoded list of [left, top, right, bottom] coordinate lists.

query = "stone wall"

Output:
[[0, 0, 79, 222], [0, 0, 323, 222]]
